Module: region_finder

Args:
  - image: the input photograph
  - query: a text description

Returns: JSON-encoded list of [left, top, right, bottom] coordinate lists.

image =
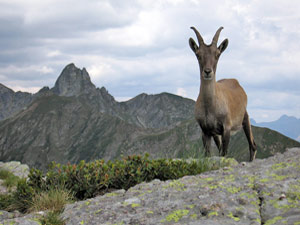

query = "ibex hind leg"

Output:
[[221, 130, 230, 157], [202, 133, 212, 157], [213, 135, 222, 155], [242, 111, 257, 161]]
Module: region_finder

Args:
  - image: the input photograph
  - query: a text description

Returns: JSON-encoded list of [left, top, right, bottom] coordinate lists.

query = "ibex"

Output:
[[189, 26, 257, 161]]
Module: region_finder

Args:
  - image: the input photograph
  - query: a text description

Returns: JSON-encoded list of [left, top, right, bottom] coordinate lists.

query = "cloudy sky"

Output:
[[0, 0, 299, 122]]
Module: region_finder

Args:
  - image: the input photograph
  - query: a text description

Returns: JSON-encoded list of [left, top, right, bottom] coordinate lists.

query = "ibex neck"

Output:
[[199, 79, 216, 107]]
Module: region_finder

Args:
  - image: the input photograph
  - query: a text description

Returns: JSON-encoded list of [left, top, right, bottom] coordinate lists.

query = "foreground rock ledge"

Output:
[[1, 148, 300, 225], [61, 148, 300, 225]]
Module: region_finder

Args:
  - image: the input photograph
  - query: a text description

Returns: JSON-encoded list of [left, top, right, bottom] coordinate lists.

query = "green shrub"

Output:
[[0, 169, 20, 189], [24, 154, 218, 201], [11, 178, 36, 213], [2, 153, 223, 213]]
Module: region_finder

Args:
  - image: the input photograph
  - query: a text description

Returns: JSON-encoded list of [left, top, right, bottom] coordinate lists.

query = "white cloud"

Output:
[[47, 50, 62, 58], [0, 65, 53, 76], [176, 87, 188, 97], [247, 89, 300, 122]]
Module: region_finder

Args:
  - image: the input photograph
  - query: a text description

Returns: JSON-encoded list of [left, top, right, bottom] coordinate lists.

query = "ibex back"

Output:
[[189, 26, 257, 161]]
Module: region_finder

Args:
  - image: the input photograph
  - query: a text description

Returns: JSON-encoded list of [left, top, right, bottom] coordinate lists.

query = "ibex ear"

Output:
[[189, 38, 198, 53], [218, 39, 228, 53]]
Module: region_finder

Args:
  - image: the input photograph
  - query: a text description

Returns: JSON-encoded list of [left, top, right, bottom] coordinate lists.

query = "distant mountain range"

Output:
[[251, 116, 300, 141], [0, 63, 299, 170]]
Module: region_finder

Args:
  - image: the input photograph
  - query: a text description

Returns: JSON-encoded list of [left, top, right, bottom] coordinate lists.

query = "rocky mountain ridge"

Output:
[[0, 63, 195, 129], [0, 84, 33, 121], [0, 63, 299, 170]]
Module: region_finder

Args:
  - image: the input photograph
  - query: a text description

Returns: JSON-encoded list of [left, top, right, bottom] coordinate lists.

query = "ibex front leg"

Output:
[[202, 133, 212, 157]]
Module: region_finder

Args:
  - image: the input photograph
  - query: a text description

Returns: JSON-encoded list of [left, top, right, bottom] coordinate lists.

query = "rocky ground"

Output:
[[1, 148, 300, 225]]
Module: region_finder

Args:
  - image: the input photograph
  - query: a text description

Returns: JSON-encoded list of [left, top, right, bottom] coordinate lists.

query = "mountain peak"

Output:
[[0, 83, 14, 95], [52, 63, 96, 96], [279, 114, 298, 121]]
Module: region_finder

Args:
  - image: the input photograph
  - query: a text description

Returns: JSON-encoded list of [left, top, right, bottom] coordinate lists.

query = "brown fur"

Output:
[[189, 27, 257, 161]]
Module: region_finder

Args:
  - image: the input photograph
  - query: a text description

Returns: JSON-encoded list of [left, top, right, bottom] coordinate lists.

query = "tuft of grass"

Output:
[[0, 169, 11, 179], [0, 169, 20, 189], [28, 187, 73, 213], [0, 193, 14, 210], [39, 211, 66, 225]]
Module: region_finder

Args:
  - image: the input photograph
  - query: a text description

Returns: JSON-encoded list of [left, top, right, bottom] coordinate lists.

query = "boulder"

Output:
[[0, 161, 29, 178]]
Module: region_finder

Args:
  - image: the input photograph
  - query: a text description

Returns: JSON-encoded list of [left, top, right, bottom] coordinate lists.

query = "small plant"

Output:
[[11, 178, 36, 212], [28, 187, 73, 213], [0, 169, 12, 179], [0, 169, 20, 189], [0, 193, 14, 210], [39, 211, 66, 225]]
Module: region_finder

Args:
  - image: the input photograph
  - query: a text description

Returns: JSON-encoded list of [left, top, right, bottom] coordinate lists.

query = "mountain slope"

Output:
[[251, 115, 300, 141], [120, 92, 194, 129], [0, 94, 142, 170], [0, 84, 33, 120], [1, 93, 298, 171]]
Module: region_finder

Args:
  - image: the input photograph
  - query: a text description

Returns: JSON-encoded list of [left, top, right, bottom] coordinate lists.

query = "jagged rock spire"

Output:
[[52, 63, 96, 97]]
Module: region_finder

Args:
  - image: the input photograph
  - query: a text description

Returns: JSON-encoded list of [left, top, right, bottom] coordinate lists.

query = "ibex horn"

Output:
[[212, 27, 224, 46], [190, 27, 204, 45]]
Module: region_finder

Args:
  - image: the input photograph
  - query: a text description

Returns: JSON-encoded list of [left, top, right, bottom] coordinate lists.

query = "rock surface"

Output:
[[0, 161, 29, 178], [52, 63, 96, 97], [61, 147, 300, 225], [0, 211, 44, 225]]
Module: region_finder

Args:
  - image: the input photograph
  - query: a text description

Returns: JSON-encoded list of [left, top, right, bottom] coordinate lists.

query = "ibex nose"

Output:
[[204, 68, 212, 75]]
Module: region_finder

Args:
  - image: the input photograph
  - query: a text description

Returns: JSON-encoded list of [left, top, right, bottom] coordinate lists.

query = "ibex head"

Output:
[[189, 27, 228, 81]]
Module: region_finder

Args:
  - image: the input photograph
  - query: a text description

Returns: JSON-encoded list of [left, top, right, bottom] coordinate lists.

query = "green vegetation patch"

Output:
[[22, 153, 221, 202], [227, 212, 240, 222], [0, 169, 20, 189], [264, 216, 284, 225], [163, 180, 186, 191], [208, 211, 218, 217], [226, 186, 242, 194], [0, 153, 228, 215], [162, 209, 190, 223], [39, 211, 66, 225], [271, 162, 299, 171]]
